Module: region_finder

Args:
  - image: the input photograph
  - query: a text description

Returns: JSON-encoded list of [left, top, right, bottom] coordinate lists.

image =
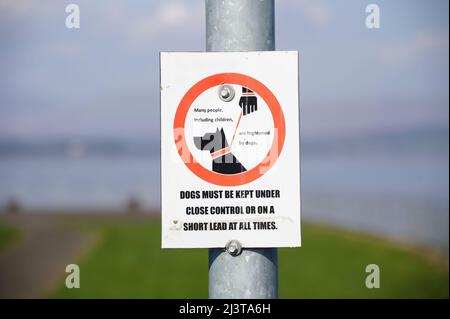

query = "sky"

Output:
[[0, 0, 448, 142]]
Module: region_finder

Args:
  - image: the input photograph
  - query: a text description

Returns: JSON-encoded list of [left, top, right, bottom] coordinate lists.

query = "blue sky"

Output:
[[0, 0, 448, 141]]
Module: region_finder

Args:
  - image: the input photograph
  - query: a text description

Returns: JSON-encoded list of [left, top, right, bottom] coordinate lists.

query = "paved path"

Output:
[[0, 215, 95, 298]]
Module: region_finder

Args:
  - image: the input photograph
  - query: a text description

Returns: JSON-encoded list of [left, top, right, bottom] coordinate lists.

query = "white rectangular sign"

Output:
[[160, 51, 301, 248]]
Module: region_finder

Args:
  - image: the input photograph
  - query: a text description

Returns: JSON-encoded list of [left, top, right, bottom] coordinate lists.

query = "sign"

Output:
[[160, 51, 301, 248]]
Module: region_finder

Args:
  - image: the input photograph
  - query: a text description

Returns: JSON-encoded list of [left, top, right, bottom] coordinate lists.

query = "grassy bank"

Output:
[[0, 221, 19, 252], [51, 219, 448, 298]]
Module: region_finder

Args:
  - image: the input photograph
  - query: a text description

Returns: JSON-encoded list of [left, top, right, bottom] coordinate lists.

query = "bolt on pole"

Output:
[[206, 0, 278, 299]]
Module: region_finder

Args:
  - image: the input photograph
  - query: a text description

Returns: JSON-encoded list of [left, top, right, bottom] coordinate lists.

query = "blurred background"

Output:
[[0, 0, 448, 298]]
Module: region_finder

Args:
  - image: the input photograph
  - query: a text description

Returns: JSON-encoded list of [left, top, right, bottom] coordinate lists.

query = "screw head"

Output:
[[218, 85, 235, 102], [220, 87, 231, 99], [225, 240, 242, 256]]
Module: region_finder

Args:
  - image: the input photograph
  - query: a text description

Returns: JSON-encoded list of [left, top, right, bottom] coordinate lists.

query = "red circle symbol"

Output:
[[173, 73, 285, 186]]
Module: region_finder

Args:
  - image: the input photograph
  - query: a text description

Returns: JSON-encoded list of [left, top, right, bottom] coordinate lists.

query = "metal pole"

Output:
[[206, 0, 278, 299]]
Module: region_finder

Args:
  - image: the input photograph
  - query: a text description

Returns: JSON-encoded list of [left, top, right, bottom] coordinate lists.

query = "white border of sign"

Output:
[[160, 51, 301, 248]]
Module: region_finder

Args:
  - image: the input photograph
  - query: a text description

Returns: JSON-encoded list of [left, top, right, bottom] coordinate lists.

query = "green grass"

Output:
[[280, 224, 448, 298], [52, 220, 448, 298], [0, 222, 19, 252]]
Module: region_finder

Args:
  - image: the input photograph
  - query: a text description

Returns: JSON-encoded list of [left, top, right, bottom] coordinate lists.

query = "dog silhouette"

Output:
[[194, 128, 246, 174]]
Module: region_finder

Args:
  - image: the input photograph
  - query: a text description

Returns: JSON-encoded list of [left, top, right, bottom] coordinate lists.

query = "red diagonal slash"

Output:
[[229, 111, 243, 149], [210, 111, 243, 160]]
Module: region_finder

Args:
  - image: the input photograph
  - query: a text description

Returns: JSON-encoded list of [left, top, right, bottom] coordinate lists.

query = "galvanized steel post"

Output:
[[206, 0, 278, 299]]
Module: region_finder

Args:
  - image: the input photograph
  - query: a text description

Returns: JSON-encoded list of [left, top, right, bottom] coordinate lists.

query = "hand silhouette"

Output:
[[239, 87, 257, 115]]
